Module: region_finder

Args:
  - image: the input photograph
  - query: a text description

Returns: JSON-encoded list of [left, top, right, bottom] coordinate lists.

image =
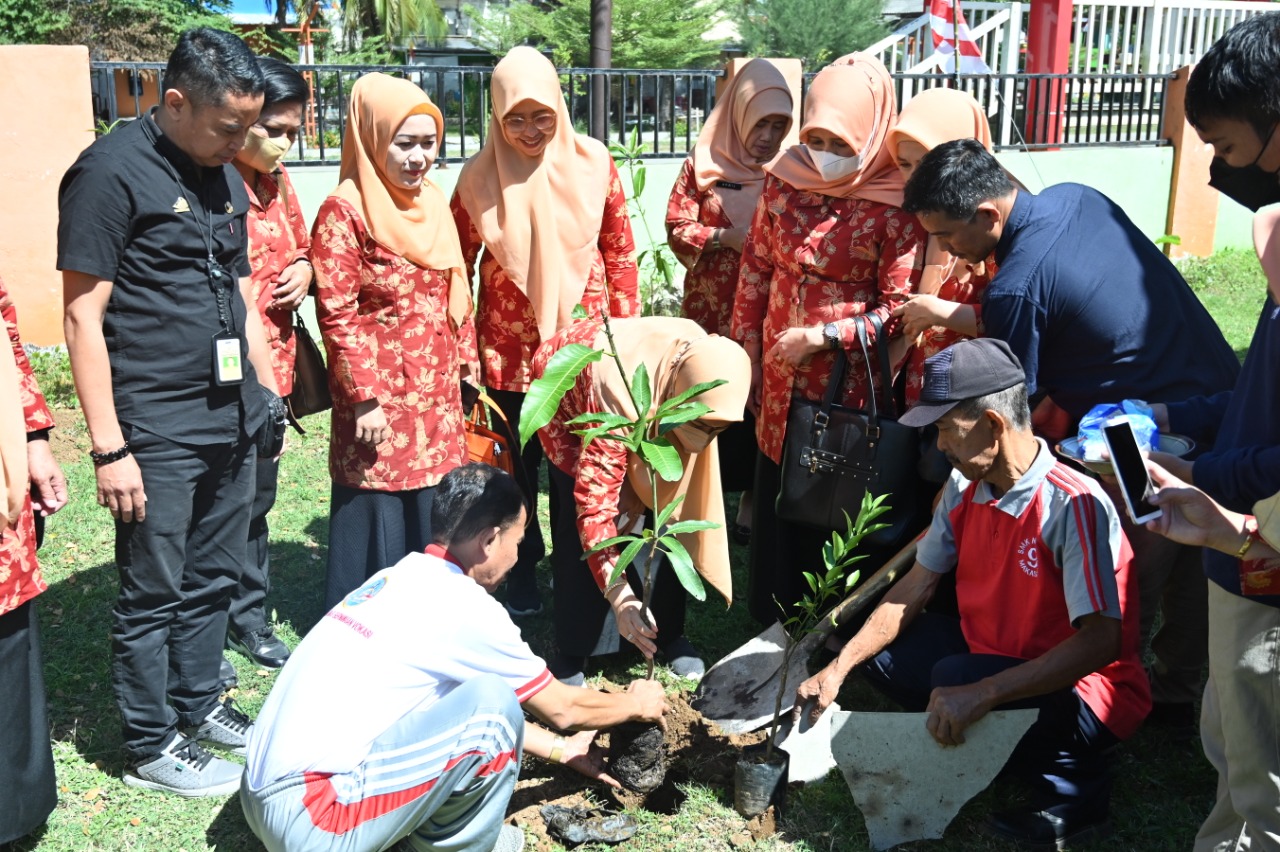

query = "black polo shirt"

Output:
[[58, 111, 265, 445]]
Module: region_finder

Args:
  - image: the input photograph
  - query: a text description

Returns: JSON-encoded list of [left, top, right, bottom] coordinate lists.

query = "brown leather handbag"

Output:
[[464, 386, 535, 523], [285, 315, 332, 434]]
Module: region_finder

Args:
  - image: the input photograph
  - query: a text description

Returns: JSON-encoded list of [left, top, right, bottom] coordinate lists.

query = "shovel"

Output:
[[692, 537, 919, 734]]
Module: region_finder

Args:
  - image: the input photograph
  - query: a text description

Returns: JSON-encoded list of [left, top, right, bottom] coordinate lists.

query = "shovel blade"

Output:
[[692, 622, 814, 735]]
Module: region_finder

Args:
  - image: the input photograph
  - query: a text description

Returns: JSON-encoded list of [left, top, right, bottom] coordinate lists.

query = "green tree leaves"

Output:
[[736, 0, 889, 69]]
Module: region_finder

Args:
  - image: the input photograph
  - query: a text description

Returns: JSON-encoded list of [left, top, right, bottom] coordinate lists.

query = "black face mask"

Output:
[[1209, 123, 1280, 212]]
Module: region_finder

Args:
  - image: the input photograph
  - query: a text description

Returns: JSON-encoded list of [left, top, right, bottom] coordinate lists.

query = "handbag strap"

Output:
[[856, 313, 899, 421], [474, 389, 537, 525]]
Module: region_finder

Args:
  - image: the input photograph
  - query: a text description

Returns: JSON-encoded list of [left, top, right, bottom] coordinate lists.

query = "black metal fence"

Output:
[[90, 62, 1172, 166]]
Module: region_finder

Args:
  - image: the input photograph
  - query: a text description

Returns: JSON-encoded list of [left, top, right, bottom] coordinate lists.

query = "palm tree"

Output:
[[263, 0, 447, 45]]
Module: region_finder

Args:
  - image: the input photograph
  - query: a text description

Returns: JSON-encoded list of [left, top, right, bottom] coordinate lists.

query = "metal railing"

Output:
[[90, 62, 1171, 164]]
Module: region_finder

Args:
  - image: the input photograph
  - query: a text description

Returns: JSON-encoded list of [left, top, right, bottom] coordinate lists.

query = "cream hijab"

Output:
[[455, 47, 614, 343], [692, 59, 794, 228], [0, 315, 27, 532], [889, 88, 994, 295], [332, 73, 469, 327], [592, 318, 751, 606], [768, 54, 904, 205]]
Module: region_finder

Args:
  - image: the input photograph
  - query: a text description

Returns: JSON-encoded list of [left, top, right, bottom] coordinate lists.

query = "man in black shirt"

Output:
[[60, 28, 282, 797]]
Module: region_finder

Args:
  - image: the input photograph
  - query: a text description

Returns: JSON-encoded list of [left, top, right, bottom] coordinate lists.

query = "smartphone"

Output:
[[1101, 418, 1163, 524]]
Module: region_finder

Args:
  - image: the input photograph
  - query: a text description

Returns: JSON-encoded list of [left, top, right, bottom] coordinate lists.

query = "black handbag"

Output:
[[776, 314, 917, 546], [285, 314, 333, 434]]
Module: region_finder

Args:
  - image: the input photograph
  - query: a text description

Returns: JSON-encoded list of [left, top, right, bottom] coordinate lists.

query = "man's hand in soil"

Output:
[[627, 679, 669, 730], [562, 730, 621, 789], [925, 683, 992, 747], [794, 664, 844, 726]]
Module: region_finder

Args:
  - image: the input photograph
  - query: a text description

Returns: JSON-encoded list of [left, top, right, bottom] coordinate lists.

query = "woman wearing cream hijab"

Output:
[[887, 87, 999, 405], [666, 59, 793, 544], [313, 73, 472, 609], [532, 317, 750, 684], [453, 46, 639, 617], [728, 54, 925, 625]]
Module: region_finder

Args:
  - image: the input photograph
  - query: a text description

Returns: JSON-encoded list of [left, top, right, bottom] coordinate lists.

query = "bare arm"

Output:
[[795, 563, 942, 723], [524, 677, 667, 733], [925, 613, 1121, 746], [64, 270, 146, 523], [523, 722, 621, 789]]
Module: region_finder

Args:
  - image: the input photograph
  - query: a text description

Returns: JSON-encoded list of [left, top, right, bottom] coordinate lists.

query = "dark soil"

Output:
[[608, 721, 667, 793], [506, 683, 768, 851]]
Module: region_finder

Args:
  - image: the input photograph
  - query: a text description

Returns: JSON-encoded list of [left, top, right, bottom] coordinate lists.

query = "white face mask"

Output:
[[805, 145, 862, 181], [241, 129, 293, 174]]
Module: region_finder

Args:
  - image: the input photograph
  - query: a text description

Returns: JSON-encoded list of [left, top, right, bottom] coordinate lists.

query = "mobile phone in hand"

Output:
[[1102, 417, 1163, 525]]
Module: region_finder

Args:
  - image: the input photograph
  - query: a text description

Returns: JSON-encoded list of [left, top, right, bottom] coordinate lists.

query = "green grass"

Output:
[[13, 247, 1264, 850]]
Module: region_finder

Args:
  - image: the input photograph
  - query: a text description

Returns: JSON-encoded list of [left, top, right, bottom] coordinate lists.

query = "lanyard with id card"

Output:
[[207, 255, 246, 386]]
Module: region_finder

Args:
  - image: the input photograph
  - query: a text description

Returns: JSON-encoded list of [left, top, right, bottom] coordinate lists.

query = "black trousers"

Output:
[[862, 611, 1119, 818], [112, 426, 255, 763], [486, 388, 548, 602], [324, 482, 436, 611], [0, 600, 57, 843], [548, 463, 686, 657], [228, 454, 279, 637]]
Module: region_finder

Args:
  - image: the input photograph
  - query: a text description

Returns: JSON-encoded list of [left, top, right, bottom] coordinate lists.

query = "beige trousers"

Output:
[[1195, 582, 1280, 852]]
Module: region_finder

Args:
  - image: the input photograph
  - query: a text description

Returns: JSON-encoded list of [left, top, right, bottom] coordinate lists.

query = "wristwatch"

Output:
[[822, 322, 840, 350]]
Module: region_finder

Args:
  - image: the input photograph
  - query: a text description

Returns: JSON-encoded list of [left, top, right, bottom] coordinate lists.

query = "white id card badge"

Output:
[[213, 332, 246, 386]]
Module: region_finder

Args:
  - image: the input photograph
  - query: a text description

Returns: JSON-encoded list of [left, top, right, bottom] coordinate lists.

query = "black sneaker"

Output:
[[185, 697, 253, 757], [503, 594, 544, 618], [218, 655, 238, 691], [227, 625, 290, 668], [123, 734, 242, 798], [986, 808, 1112, 850]]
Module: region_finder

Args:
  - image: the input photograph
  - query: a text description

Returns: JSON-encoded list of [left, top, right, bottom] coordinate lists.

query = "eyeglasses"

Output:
[[502, 113, 556, 133]]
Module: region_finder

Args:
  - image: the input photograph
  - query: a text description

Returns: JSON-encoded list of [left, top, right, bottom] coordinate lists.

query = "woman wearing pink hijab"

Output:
[[666, 59, 793, 543], [729, 55, 925, 624]]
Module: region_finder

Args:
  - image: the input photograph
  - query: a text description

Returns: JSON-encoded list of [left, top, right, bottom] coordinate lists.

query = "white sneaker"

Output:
[[186, 697, 253, 756], [123, 734, 242, 797]]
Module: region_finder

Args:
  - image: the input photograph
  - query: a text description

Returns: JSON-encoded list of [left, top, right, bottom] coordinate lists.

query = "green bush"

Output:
[[25, 345, 78, 409], [1179, 247, 1266, 296]]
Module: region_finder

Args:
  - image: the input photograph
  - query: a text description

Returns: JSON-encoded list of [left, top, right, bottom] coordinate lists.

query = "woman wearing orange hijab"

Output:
[[665, 59, 792, 542], [729, 55, 925, 624], [314, 73, 473, 609], [887, 87, 998, 405], [453, 47, 639, 617]]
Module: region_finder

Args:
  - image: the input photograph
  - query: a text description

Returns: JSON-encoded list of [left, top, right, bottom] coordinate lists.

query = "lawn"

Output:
[[8, 248, 1264, 852]]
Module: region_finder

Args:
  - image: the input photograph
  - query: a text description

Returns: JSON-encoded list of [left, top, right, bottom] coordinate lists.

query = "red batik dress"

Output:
[[312, 196, 471, 491], [450, 159, 641, 393], [729, 175, 924, 465], [900, 249, 995, 406], [665, 157, 741, 337], [0, 275, 54, 616], [243, 165, 311, 396]]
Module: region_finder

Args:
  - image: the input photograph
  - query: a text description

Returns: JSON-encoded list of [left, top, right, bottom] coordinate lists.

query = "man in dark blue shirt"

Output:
[[901, 140, 1240, 746]]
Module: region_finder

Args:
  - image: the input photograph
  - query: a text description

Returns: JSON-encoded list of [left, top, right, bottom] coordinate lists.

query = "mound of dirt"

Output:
[[506, 683, 769, 850]]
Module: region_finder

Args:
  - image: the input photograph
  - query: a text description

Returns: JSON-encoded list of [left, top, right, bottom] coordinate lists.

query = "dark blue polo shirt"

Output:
[[985, 184, 1239, 421], [57, 112, 265, 445]]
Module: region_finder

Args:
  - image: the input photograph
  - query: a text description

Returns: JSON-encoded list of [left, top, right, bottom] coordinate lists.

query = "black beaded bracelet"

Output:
[[90, 442, 131, 466]]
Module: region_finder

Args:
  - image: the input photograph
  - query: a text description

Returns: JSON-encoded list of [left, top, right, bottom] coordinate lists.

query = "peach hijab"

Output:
[[331, 73, 469, 328], [594, 317, 751, 605], [692, 59, 793, 228], [455, 47, 614, 343], [768, 53, 904, 205]]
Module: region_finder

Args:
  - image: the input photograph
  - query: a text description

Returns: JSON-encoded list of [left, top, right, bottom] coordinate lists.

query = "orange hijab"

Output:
[[889, 88, 995, 294], [455, 47, 614, 343], [692, 59, 793, 228], [767, 54, 904, 205], [331, 73, 469, 328]]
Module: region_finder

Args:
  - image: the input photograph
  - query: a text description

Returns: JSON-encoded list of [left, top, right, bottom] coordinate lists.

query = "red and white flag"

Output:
[[930, 0, 993, 74]]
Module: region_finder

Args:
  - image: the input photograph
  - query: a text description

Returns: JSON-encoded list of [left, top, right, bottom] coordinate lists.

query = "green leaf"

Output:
[[628, 124, 639, 151], [608, 538, 647, 586], [571, 303, 589, 320], [656, 403, 712, 435], [608, 143, 630, 159], [844, 569, 862, 591], [653, 379, 728, 416], [804, 571, 818, 594], [634, 163, 647, 198], [663, 519, 719, 536], [565, 412, 634, 430], [662, 537, 705, 602], [518, 344, 601, 449], [630, 362, 652, 417], [586, 533, 643, 555], [573, 424, 616, 450], [639, 436, 683, 481], [654, 494, 686, 529]]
